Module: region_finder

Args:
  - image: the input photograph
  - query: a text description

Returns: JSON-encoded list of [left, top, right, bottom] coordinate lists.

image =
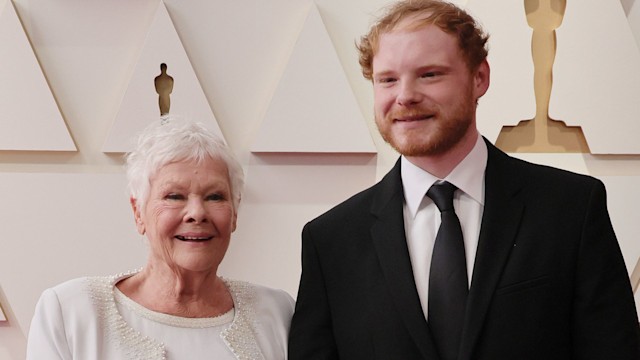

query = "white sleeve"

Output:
[[253, 286, 295, 360], [26, 288, 72, 360]]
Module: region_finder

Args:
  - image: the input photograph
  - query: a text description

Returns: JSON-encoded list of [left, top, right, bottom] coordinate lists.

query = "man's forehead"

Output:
[[389, 12, 435, 32]]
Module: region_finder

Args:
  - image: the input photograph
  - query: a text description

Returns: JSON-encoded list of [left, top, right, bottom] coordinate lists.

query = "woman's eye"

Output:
[[206, 193, 225, 201], [165, 193, 184, 200], [421, 72, 437, 78]]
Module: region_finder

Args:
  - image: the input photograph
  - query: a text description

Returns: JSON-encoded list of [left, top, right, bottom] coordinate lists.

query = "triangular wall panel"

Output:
[[103, 0, 223, 153], [0, 0, 76, 151], [465, 0, 535, 142], [251, 3, 376, 153], [550, 2, 640, 154]]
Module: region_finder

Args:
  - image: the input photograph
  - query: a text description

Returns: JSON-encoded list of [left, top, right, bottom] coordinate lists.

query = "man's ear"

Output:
[[130, 197, 145, 235], [473, 60, 490, 100]]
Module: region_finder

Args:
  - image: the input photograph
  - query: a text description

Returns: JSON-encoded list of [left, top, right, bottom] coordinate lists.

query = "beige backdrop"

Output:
[[1, 1, 640, 358]]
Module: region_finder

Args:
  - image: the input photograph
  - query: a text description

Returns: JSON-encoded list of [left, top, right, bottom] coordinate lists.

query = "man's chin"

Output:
[[389, 136, 460, 157], [396, 146, 444, 157]]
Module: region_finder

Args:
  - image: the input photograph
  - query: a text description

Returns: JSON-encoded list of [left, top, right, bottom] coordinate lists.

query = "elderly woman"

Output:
[[26, 118, 294, 359]]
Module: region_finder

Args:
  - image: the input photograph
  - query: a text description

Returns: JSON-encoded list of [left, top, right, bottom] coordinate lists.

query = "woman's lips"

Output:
[[175, 235, 214, 242]]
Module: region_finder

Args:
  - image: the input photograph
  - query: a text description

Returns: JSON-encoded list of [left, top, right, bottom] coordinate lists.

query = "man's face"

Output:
[[372, 23, 488, 157]]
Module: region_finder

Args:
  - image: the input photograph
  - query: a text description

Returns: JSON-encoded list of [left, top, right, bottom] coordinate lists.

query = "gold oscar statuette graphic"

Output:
[[155, 62, 174, 116], [496, 0, 589, 153]]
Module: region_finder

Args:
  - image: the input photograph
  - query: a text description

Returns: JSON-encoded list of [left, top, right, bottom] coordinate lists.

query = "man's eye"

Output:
[[376, 77, 396, 84], [421, 72, 438, 78]]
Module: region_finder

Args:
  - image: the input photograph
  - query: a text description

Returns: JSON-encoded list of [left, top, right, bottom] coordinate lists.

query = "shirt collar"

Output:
[[401, 134, 487, 218]]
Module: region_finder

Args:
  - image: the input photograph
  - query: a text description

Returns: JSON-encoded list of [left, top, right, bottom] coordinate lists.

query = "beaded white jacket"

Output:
[[26, 272, 294, 360]]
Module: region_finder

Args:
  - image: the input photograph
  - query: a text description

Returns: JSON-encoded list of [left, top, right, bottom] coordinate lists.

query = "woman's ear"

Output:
[[231, 211, 238, 233], [231, 196, 240, 232], [130, 197, 145, 235]]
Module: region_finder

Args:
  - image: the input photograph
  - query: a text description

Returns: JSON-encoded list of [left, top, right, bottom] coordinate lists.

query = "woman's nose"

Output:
[[184, 198, 207, 223]]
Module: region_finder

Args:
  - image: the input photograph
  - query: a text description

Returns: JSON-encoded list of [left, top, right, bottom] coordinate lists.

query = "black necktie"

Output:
[[427, 181, 468, 360]]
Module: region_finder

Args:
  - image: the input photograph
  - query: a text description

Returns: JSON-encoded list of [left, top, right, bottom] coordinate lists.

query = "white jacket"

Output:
[[26, 272, 294, 360]]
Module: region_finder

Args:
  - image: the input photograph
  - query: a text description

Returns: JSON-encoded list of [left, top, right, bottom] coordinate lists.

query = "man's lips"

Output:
[[175, 235, 214, 242], [394, 114, 435, 122]]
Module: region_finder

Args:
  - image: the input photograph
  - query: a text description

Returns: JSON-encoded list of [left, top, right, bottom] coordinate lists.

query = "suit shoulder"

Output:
[[499, 152, 602, 188]]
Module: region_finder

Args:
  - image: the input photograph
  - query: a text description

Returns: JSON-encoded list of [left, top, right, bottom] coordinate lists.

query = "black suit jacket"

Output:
[[289, 140, 640, 360]]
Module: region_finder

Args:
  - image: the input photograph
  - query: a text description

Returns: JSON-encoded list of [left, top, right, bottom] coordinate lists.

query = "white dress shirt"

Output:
[[402, 134, 487, 320]]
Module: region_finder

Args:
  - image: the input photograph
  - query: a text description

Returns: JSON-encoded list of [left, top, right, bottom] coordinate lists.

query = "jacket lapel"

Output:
[[370, 160, 440, 359], [458, 140, 525, 360]]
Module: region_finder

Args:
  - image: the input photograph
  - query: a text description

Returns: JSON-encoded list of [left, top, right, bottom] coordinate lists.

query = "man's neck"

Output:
[[405, 130, 479, 179]]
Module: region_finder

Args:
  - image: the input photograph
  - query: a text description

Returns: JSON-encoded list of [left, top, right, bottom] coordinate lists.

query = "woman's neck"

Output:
[[116, 264, 233, 318]]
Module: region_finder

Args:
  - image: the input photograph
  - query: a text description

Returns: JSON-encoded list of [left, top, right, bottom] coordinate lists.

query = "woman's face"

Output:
[[132, 157, 237, 273]]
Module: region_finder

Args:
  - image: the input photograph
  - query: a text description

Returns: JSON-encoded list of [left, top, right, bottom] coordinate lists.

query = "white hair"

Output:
[[125, 116, 244, 210]]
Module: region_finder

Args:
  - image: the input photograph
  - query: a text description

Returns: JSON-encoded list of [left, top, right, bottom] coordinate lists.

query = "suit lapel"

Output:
[[459, 140, 525, 360], [370, 160, 440, 359]]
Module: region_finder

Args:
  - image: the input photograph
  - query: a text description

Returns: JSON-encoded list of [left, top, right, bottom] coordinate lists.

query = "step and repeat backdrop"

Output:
[[1, 0, 640, 358]]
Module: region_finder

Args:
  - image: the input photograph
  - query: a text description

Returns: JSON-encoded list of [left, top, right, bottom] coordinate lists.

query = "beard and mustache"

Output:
[[375, 84, 476, 157]]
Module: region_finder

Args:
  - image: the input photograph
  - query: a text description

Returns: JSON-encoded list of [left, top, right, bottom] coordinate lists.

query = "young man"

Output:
[[289, 1, 640, 359]]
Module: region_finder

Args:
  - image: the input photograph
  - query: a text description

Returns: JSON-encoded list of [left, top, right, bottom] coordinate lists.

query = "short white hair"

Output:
[[125, 116, 244, 210]]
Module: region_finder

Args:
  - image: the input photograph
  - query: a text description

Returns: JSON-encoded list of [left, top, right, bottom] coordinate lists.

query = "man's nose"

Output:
[[397, 80, 422, 106]]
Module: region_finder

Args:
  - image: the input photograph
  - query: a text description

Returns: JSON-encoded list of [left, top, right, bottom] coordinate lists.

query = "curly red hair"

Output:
[[357, 0, 489, 80]]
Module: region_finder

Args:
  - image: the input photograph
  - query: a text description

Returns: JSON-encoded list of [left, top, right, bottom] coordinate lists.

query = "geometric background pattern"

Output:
[[1, 1, 640, 358], [0, 0, 75, 151]]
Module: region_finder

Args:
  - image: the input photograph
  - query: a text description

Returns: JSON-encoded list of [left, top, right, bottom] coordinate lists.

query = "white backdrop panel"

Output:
[[551, 1, 640, 154]]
